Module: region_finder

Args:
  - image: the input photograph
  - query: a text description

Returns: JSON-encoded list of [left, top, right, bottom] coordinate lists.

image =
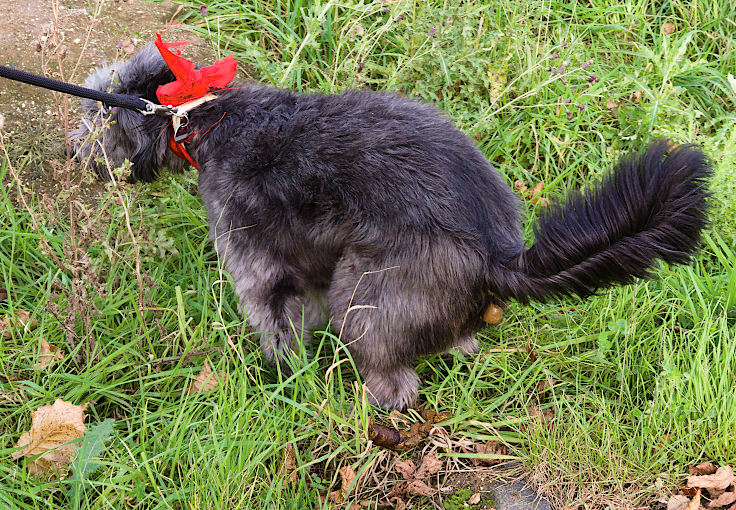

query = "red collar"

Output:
[[168, 130, 199, 171]]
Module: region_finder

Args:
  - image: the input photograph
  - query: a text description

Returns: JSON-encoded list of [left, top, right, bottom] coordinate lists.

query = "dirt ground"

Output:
[[0, 0, 213, 194]]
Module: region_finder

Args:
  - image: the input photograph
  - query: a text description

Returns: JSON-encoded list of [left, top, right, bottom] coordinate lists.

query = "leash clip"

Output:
[[139, 99, 178, 117]]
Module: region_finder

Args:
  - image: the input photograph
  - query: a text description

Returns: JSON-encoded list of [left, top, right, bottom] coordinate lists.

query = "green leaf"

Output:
[[65, 419, 115, 506]]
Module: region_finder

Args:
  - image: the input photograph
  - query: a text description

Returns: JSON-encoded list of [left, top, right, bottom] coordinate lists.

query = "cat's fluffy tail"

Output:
[[489, 140, 712, 303]]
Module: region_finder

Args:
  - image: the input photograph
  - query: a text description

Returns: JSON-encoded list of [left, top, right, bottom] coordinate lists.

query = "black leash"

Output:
[[0, 64, 177, 116]]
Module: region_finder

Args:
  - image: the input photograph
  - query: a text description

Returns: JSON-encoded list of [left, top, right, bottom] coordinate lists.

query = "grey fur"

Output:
[[71, 44, 711, 410]]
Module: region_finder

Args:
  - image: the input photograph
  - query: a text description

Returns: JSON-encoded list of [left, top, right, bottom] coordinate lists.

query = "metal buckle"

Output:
[[173, 112, 191, 143], [139, 99, 178, 117]]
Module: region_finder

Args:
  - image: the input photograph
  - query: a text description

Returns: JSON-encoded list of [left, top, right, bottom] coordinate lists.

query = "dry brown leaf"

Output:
[[1, 309, 37, 339], [662, 22, 676, 35], [414, 452, 442, 480], [688, 466, 733, 492], [394, 459, 416, 480], [280, 443, 297, 485], [339, 465, 357, 499], [606, 98, 619, 118], [417, 406, 452, 424], [668, 494, 692, 510], [120, 38, 135, 54], [405, 479, 434, 496], [529, 404, 555, 427], [536, 377, 557, 394], [36, 338, 64, 370], [187, 359, 225, 394], [390, 496, 407, 510], [527, 182, 550, 207], [631, 90, 643, 103], [468, 492, 482, 505], [709, 490, 736, 508], [528, 182, 543, 196], [329, 464, 357, 503], [13, 399, 87, 479], [686, 489, 701, 510], [474, 440, 508, 466], [0, 287, 7, 300], [400, 421, 433, 449], [514, 180, 528, 193], [690, 462, 718, 476]]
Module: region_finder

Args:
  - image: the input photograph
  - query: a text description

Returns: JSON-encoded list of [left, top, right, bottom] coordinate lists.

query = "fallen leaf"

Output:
[[631, 90, 643, 103], [668, 494, 691, 510], [662, 22, 676, 35], [414, 452, 442, 480], [514, 180, 528, 193], [536, 377, 557, 394], [187, 359, 225, 394], [394, 459, 416, 480], [686, 489, 701, 510], [388, 409, 411, 428], [0, 287, 7, 300], [417, 406, 452, 424], [1, 309, 38, 339], [400, 421, 434, 448], [709, 490, 736, 508], [405, 479, 434, 496], [280, 443, 297, 485], [13, 399, 87, 479], [120, 38, 135, 54], [527, 182, 550, 207], [688, 466, 733, 492], [468, 492, 482, 505], [340, 465, 357, 498], [606, 98, 619, 118], [390, 496, 407, 510], [36, 338, 64, 370], [690, 462, 718, 476], [474, 440, 508, 466], [329, 464, 357, 503], [529, 404, 555, 427], [667, 494, 690, 510]]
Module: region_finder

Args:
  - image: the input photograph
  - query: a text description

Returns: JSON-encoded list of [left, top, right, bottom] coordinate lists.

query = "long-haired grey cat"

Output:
[[72, 45, 711, 410]]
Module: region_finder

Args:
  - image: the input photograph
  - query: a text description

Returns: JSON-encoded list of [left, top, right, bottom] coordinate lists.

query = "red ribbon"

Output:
[[168, 131, 199, 171], [154, 33, 237, 106]]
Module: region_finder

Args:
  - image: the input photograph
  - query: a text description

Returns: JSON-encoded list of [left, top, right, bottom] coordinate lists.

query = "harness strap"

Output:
[[168, 131, 199, 171]]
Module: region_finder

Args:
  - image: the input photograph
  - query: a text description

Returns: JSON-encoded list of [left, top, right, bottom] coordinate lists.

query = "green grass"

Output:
[[2, 0, 736, 508]]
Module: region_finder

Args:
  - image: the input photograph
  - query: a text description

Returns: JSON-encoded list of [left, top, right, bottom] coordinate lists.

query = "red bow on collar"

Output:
[[154, 33, 237, 106], [154, 33, 237, 170]]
